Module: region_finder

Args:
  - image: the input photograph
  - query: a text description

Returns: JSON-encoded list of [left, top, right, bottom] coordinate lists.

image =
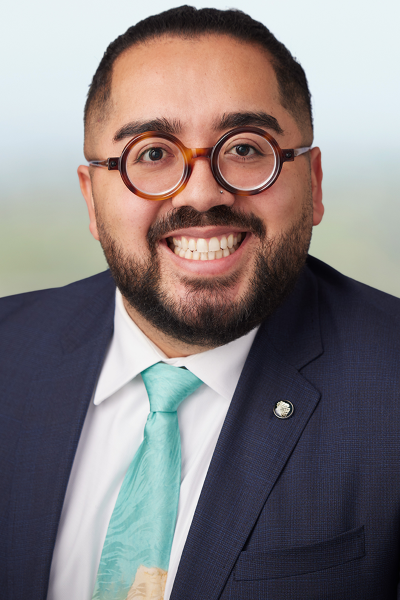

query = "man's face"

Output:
[[79, 35, 323, 356]]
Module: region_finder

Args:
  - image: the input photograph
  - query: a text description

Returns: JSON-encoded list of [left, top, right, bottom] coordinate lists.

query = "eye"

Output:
[[231, 144, 255, 157], [139, 147, 167, 162], [224, 142, 263, 160]]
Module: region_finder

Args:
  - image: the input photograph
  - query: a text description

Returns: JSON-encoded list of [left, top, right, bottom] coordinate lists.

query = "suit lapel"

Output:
[[171, 265, 323, 600], [7, 275, 115, 599]]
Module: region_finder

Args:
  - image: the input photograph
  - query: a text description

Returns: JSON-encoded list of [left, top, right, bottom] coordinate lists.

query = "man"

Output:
[[1, 5, 400, 600]]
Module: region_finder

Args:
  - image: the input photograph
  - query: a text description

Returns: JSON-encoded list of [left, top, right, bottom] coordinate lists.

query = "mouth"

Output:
[[167, 232, 245, 261]]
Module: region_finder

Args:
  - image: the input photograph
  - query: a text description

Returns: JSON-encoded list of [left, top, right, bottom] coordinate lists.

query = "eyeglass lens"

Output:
[[218, 132, 276, 191], [125, 138, 185, 195], [124, 133, 277, 195]]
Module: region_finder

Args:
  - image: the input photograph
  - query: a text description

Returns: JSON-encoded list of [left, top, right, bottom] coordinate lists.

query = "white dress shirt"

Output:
[[47, 289, 258, 600]]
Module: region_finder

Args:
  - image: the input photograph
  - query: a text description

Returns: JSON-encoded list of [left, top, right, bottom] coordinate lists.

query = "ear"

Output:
[[77, 165, 100, 241], [309, 147, 324, 226]]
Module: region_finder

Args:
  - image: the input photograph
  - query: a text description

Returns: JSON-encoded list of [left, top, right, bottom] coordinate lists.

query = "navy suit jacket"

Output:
[[2, 256, 400, 599]]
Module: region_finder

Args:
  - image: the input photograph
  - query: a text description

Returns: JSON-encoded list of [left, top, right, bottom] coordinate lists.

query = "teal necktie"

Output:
[[92, 362, 203, 600]]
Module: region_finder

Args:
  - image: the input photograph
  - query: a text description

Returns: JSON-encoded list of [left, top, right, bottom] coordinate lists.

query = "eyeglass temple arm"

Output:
[[89, 158, 119, 170]]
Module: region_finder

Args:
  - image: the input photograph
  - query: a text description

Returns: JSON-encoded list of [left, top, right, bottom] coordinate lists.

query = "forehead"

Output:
[[106, 35, 296, 143]]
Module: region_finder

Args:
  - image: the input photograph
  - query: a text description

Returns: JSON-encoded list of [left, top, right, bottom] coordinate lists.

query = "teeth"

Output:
[[197, 238, 208, 253], [170, 233, 244, 260], [208, 237, 220, 252]]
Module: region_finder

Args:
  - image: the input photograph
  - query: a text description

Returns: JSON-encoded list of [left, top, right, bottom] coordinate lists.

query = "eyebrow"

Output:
[[113, 117, 183, 142], [112, 110, 284, 144], [215, 112, 284, 136]]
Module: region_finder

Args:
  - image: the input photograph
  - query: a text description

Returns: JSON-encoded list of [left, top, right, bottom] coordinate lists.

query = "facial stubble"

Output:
[[95, 201, 313, 349]]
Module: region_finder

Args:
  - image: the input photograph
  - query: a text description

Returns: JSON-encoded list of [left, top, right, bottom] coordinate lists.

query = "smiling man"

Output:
[[2, 6, 400, 600], [78, 30, 322, 358]]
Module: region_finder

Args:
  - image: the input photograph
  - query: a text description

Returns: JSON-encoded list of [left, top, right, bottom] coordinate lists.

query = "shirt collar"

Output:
[[94, 289, 259, 405]]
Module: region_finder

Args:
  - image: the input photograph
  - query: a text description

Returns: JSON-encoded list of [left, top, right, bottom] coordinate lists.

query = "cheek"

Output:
[[250, 182, 304, 236], [92, 175, 162, 249], [248, 175, 309, 233]]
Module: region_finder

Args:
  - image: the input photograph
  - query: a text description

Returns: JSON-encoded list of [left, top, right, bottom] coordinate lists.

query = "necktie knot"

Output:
[[141, 362, 203, 413]]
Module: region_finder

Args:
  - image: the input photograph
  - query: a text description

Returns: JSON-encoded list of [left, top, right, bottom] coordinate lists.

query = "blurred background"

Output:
[[1, 0, 399, 298]]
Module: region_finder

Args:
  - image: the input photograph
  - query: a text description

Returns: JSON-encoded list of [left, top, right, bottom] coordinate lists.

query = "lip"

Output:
[[159, 230, 250, 275], [161, 225, 246, 240]]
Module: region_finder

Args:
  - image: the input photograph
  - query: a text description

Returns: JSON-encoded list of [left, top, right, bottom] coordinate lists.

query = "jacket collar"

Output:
[[262, 261, 323, 370]]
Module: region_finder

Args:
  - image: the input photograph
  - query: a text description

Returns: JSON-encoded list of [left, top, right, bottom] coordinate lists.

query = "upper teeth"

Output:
[[169, 233, 243, 261]]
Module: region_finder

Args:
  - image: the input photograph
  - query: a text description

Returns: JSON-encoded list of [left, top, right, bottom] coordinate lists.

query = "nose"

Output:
[[171, 156, 235, 212]]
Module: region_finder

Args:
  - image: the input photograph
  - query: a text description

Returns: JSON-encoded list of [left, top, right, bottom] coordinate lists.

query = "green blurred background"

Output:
[[1, 0, 399, 298]]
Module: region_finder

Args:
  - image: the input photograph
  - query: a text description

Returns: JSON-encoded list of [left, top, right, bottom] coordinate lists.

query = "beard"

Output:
[[96, 201, 313, 349]]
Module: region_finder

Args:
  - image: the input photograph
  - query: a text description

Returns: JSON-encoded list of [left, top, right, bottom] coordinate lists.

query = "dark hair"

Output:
[[84, 6, 312, 135]]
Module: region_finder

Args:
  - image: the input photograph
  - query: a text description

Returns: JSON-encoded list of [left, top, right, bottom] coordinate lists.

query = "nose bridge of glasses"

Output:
[[190, 147, 213, 160]]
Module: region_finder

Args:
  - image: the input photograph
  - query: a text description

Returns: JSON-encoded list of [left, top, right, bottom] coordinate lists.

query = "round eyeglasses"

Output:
[[89, 126, 311, 201]]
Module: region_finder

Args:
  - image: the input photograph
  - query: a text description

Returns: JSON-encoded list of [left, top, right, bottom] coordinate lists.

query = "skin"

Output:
[[78, 34, 324, 358]]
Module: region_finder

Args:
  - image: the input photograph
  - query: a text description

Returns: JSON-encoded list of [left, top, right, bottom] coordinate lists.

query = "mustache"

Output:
[[147, 205, 266, 251]]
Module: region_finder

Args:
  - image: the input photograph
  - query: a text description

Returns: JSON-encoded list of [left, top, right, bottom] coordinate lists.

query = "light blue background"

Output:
[[1, 0, 399, 296]]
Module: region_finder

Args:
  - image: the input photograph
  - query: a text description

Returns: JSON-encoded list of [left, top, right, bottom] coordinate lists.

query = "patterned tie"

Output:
[[92, 362, 203, 600]]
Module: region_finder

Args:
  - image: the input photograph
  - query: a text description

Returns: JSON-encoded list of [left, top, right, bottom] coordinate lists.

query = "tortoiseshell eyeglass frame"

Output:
[[89, 126, 311, 201]]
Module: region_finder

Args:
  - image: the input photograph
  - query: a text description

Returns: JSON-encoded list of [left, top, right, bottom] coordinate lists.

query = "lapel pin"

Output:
[[274, 400, 294, 419]]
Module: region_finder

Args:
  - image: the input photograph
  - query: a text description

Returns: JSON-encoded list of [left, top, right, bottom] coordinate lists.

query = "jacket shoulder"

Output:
[[307, 255, 400, 319], [0, 270, 115, 422], [0, 270, 115, 326], [305, 256, 400, 363], [0, 270, 116, 377]]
